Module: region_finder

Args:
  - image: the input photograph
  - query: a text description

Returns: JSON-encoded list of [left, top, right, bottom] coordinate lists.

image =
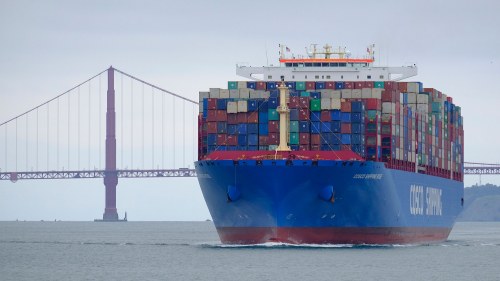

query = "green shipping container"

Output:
[[366, 110, 378, 121], [289, 133, 299, 145], [374, 81, 385, 88], [431, 102, 442, 113], [310, 99, 321, 111], [300, 91, 311, 97], [228, 81, 238, 90], [296, 81, 306, 91], [289, 121, 299, 133], [268, 109, 279, 121]]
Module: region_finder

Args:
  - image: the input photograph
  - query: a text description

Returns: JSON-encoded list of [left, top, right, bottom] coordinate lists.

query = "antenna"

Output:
[[265, 42, 269, 66]]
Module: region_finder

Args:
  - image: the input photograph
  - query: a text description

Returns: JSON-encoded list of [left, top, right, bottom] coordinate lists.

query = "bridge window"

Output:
[[285, 63, 292, 67], [313, 63, 321, 67], [341, 75, 344, 79], [305, 75, 308, 79], [321, 63, 329, 67], [298, 63, 304, 67], [305, 63, 312, 67], [268, 75, 272, 79], [326, 75, 331, 79], [367, 75, 371, 79], [315, 75, 319, 79], [380, 75, 384, 79], [339, 63, 347, 67], [331, 63, 339, 67]]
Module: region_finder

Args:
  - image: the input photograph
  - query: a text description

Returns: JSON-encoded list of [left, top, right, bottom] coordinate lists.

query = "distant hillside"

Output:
[[458, 184, 500, 221]]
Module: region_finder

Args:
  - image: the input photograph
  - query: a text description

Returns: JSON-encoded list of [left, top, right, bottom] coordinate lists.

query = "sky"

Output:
[[1, 0, 500, 221]]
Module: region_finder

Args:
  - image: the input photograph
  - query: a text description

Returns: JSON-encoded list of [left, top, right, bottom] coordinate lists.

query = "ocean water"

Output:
[[0, 222, 499, 281]]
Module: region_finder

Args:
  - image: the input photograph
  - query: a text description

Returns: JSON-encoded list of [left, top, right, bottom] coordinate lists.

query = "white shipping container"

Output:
[[261, 91, 270, 99], [396, 148, 401, 160], [209, 88, 220, 98], [371, 88, 383, 99], [331, 98, 341, 109], [407, 93, 417, 103], [250, 90, 261, 99], [237, 100, 248, 113], [199, 102, 203, 113], [237, 81, 247, 89], [227, 101, 238, 113], [219, 89, 230, 99], [341, 89, 352, 99], [407, 82, 419, 93], [332, 90, 342, 99], [351, 89, 361, 98], [239, 88, 250, 99], [320, 89, 334, 98], [361, 88, 371, 98], [382, 102, 395, 114], [417, 104, 429, 113], [229, 89, 239, 99], [321, 98, 331, 110], [199, 91, 209, 101], [417, 93, 429, 104]]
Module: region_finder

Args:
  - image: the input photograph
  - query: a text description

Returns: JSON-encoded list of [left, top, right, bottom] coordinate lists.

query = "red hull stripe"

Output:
[[217, 227, 451, 245]]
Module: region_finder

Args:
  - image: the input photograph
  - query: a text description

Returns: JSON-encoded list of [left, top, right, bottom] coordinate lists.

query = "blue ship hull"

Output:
[[195, 159, 464, 244]]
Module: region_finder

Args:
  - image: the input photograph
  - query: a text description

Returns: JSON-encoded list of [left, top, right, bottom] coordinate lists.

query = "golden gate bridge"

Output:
[[0, 67, 498, 221]]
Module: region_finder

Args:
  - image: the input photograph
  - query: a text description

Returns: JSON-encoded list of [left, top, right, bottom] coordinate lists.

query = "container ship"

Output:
[[195, 44, 464, 244]]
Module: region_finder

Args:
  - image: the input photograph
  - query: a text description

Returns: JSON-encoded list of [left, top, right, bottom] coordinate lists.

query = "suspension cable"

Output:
[[88, 80, 91, 170], [152, 86, 154, 169], [0, 69, 107, 127]]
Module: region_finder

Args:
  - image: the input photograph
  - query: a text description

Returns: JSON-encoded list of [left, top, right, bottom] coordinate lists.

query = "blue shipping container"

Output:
[[259, 123, 269, 135], [238, 124, 247, 135], [331, 110, 341, 121], [311, 122, 321, 134], [299, 121, 310, 133], [238, 135, 247, 145], [259, 112, 268, 123], [248, 123, 259, 134]]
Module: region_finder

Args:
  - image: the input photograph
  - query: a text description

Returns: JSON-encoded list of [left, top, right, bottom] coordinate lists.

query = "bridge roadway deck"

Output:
[[0, 169, 197, 181]]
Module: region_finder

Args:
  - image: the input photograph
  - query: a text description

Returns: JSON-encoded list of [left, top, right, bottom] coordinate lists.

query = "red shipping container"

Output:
[[398, 82, 407, 93], [365, 81, 374, 88], [217, 134, 227, 145], [311, 134, 321, 145], [384, 81, 397, 91], [247, 112, 258, 123], [215, 110, 227, 121], [299, 97, 310, 108], [325, 81, 335, 89], [207, 110, 217, 122], [341, 101, 352, 112], [344, 82, 354, 89], [207, 122, 217, 134], [289, 96, 300, 108], [299, 109, 309, 120], [354, 81, 365, 89], [227, 135, 237, 145], [227, 113, 238, 124], [341, 123, 351, 134], [306, 81, 315, 90], [268, 121, 279, 133], [299, 145, 310, 151], [299, 133, 310, 145], [207, 98, 217, 110], [268, 133, 279, 145], [382, 91, 394, 102], [366, 98, 381, 110], [259, 136, 268, 145], [237, 112, 247, 123], [311, 145, 320, 151], [320, 111, 331, 122], [256, 81, 267, 91]]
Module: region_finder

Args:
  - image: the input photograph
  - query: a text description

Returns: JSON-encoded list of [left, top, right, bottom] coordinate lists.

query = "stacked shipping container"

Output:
[[198, 80, 464, 182]]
